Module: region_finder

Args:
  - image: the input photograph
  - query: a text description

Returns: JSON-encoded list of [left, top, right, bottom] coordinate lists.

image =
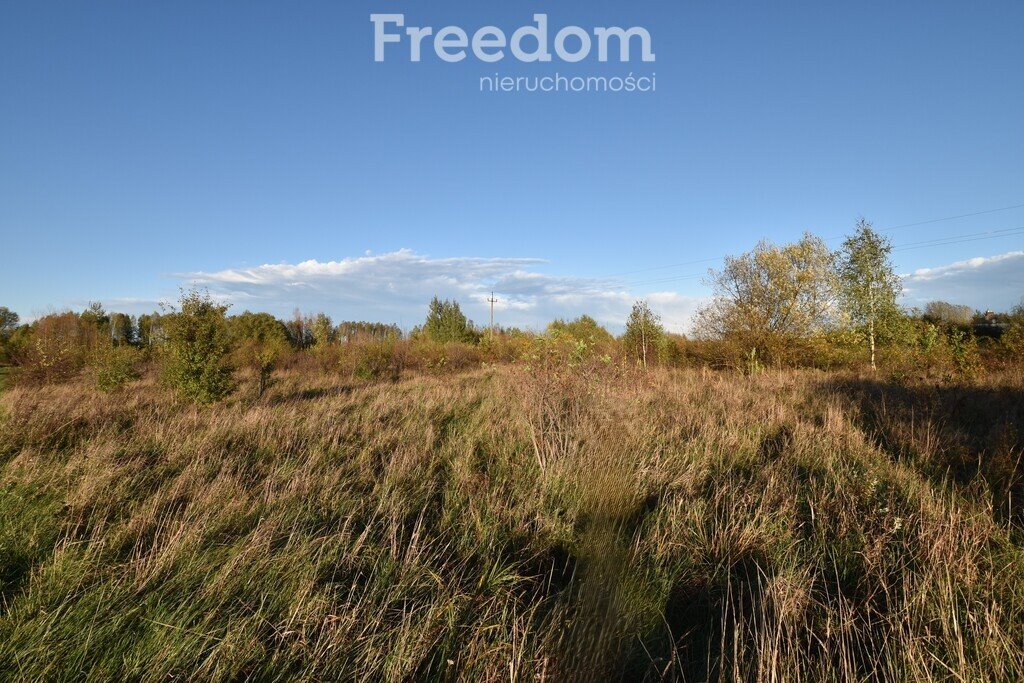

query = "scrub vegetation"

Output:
[[2, 222, 1023, 681], [2, 359, 1023, 681]]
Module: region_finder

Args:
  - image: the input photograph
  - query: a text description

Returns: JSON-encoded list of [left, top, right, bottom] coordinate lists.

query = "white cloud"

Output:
[[83, 249, 1019, 334], [172, 249, 705, 334], [901, 250, 1024, 311]]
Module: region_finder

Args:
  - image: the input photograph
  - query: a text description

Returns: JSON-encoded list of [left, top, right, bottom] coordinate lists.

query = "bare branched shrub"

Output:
[[516, 334, 615, 472], [16, 312, 99, 384]]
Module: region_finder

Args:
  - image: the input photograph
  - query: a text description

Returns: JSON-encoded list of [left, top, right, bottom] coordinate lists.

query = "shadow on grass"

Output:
[[823, 377, 1024, 524], [266, 384, 356, 405]]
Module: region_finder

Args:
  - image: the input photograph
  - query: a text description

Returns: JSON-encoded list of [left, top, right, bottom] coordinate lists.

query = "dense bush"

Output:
[[161, 289, 234, 404], [230, 312, 292, 397], [479, 329, 536, 364], [1005, 320, 1024, 359], [409, 338, 483, 374], [92, 344, 142, 391], [349, 338, 406, 381]]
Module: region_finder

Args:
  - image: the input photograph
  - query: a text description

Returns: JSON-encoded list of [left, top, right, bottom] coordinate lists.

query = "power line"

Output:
[[892, 226, 1024, 252], [622, 224, 1024, 288], [876, 202, 1024, 233], [603, 200, 1024, 280]]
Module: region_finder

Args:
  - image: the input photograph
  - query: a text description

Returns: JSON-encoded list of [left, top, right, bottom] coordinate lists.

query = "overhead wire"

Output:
[[601, 201, 1024, 283]]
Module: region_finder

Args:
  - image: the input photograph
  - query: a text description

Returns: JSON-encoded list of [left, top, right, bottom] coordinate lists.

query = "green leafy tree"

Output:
[[162, 289, 234, 403], [0, 307, 19, 364], [0, 307, 18, 337], [422, 297, 478, 343], [229, 311, 289, 344], [137, 313, 167, 347], [837, 219, 902, 371], [80, 301, 110, 336], [309, 313, 335, 348], [949, 328, 981, 379], [230, 312, 292, 397], [138, 314, 153, 346], [623, 300, 664, 368], [109, 312, 136, 346], [657, 333, 686, 367]]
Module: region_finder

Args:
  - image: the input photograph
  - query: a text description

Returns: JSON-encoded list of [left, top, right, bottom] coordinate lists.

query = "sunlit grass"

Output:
[[0, 364, 1022, 680]]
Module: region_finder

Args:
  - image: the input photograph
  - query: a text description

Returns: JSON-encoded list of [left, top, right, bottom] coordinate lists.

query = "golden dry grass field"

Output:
[[1, 363, 1023, 681]]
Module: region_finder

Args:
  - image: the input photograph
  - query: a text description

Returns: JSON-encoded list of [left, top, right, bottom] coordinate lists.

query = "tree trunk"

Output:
[[641, 325, 647, 369], [869, 320, 876, 372], [868, 280, 877, 372]]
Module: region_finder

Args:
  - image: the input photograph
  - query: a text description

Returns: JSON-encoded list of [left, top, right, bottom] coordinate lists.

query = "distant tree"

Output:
[[923, 301, 974, 326], [137, 312, 166, 347], [336, 321, 402, 343], [0, 307, 18, 337], [162, 289, 233, 403], [80, 302, 110, 336], [286, 308, 312, 349], [3, 326, 31, 367], [837, 219, 902, 371], [230, 311, 289, 344], [230, 312, 291, 397], [547, 315, 614, 345], [694, 233, 837, 357], [973, 310, 1012, 325], [0, 307, 19, 364], [109, 312, 136, 346], [422, 297, 478, 343], [309, 313, 335, 348], [19, 312, 99, 383], [138, 314, 153, 346], [623, 300, 664, 368]]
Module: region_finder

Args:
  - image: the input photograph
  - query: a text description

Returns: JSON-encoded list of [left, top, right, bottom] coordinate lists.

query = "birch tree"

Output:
[[623, 300, 664, 368], [837, 219, 902, 371]]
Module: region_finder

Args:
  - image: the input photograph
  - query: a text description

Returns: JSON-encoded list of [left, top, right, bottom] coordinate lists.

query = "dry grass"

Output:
[[1, 363, 1022, 681]]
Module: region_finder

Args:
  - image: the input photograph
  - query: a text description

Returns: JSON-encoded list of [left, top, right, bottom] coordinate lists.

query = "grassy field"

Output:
[[1, 364, 1023, 681]]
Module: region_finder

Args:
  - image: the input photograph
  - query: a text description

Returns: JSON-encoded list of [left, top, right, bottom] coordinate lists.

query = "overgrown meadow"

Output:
[[1, 330, 1023, 680], [2, 222, 1024, 680]]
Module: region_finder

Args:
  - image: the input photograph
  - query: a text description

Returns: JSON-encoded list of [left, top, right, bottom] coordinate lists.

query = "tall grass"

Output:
[[0, 363, 1022, 680]]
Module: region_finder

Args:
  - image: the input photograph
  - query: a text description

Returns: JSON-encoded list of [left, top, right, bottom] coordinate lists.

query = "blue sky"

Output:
[[2, 1, 1023, 331]]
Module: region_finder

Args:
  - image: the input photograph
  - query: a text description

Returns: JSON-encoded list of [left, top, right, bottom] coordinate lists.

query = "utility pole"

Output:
[[487, 292, 497, 335]]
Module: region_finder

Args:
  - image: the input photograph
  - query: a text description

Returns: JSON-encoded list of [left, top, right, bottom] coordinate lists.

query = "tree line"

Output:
[[1, 220, 1022, 401]]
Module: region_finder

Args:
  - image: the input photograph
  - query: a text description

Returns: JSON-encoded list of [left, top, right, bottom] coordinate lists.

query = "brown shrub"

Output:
[[16, 312, 100, 385]]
